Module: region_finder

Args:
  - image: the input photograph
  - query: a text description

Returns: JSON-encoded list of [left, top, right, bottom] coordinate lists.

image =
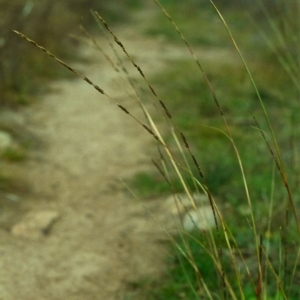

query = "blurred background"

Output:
[[0, 0, 297, 107], [0, 0, 145, 107]]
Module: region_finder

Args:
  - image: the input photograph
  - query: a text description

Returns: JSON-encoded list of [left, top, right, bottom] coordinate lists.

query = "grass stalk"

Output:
[[208, 1, 300, 236]]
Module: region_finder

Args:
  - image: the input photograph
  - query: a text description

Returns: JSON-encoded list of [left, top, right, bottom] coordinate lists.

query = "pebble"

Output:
[[11, 210, 59, 239], [183, 207, 216, 232], [165, 193, 218, 232]]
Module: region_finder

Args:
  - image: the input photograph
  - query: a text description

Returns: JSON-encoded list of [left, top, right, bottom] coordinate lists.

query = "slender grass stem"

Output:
[[208, 1, 300, 236]]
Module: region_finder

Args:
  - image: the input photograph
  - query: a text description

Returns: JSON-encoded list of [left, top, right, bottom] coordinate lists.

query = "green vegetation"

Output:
[[148, 56, 293, 204], [130, 1, 300, 299], [144, 230, 300, 299]]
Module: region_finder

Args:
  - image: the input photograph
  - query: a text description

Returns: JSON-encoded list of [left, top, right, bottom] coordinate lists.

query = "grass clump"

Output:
[[147, 230, 300, 299]]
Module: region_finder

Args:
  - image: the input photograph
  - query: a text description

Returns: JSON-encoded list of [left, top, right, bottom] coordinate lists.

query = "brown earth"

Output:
[[0, 7, 238, 300]]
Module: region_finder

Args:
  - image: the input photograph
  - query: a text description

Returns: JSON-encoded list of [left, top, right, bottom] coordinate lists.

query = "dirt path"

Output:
[[0, 19, 175, 300]]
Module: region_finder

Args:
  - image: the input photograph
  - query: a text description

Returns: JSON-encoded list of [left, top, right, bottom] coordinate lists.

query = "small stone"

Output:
[[11, 210, 59, 239], [161, 193, 219, 233], [183, 207, 216, 232]]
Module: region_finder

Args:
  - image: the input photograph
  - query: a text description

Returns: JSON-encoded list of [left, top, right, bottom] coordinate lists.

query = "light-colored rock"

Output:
[[0, 130, 12, 152], [11, 210, 59, 239], [183, 207, 216, 232], [162, 193, 218, 232]]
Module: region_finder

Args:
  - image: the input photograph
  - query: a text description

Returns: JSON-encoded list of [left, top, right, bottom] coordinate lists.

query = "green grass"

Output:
[[145, 230, 300, 299], [134, 1, 300, 299], [130, 170, 203, 198], [130, 172, 171, 197], [133, 54, 292, 208]]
